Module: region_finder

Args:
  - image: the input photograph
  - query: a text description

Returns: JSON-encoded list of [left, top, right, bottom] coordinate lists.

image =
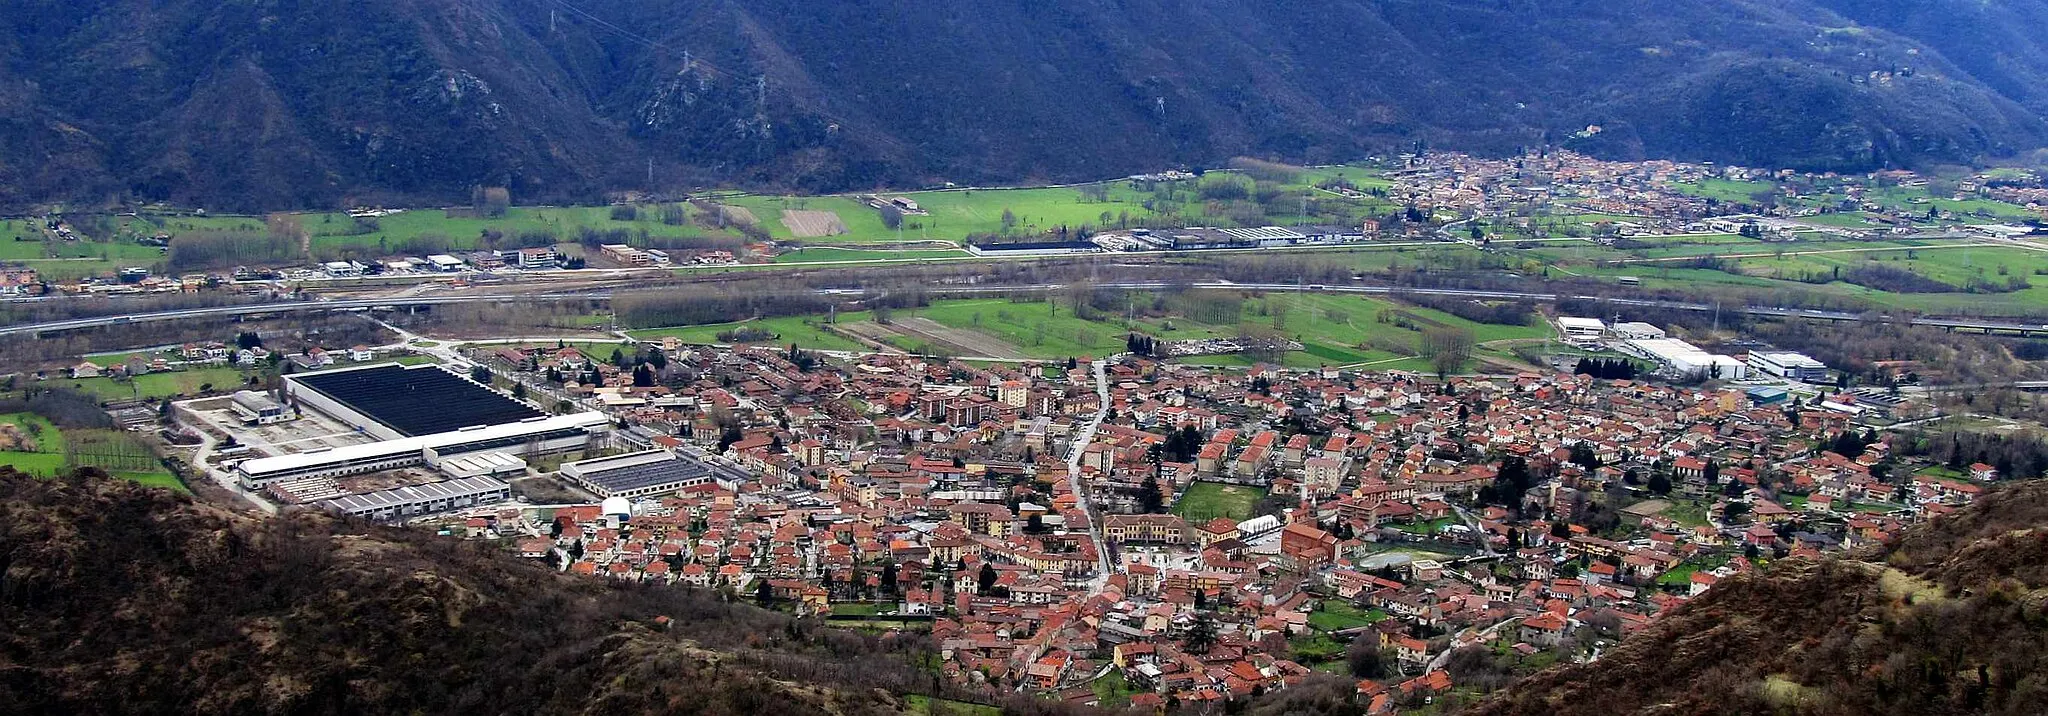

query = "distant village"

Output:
[[5, 151, 2042, 296]]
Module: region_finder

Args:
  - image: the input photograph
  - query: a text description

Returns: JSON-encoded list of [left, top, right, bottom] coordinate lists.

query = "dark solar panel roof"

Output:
[[293, 364, 543, 437], [582, 458, 712, 493]]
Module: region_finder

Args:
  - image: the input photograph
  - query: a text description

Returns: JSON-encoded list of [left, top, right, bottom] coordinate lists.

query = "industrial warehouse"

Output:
[[318, 475, 514, 522], [284, 363, 544, 439], [559, 446, 750, 499], [229, 363, 611, 489], [234, 411, 611, 487]]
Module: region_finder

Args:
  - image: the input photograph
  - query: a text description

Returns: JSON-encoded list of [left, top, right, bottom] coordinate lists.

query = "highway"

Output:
[[6, 279, 2048, 338]]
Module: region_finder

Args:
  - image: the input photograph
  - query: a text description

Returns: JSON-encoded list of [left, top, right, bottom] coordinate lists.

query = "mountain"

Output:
[[1471, 479, 2048, 716], [3, 0, 2048, 211], [0, 467, 934, 715]]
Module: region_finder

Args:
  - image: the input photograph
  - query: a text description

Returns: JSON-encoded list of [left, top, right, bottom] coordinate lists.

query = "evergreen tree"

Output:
[[1185, 611, 1217, 654], [1648, 472, 1672, 495], [977, 562, 998, 595], [1137, 474, 1165, 513]]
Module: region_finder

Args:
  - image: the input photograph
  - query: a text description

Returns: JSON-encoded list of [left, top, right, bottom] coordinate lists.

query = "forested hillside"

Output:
[[1471, 478, 2048, 716], [2, 0, 2046, 210], [0, 467, 952, 715]]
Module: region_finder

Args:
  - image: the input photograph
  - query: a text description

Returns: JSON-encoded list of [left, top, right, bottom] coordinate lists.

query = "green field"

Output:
[[299, 204, 734, 255], [723, 186, 1165, 245], [1867, 185, 2037, 221], [1657, 554, 1730, 587], [0, 411, 67, 476], [1091, 670, 1143, 708], [771, 247, 970, 263], [910, 298, 1135, 359], [44, 367, 260, 402], [1308, 599, 1389, 632], [1666, 178, 1780, 204], [1392, 516, 1459, 536], [723, 167, 1399, 246], [85, 348, 182, 367], [614, 289, 1552, 370], [628, 314, 872, 353], [1171, 481, 1264, 522], [0, 412, 185, 491]]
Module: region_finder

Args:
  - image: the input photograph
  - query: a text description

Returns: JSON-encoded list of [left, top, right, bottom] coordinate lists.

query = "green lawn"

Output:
[[0, 409, 67, 477], [903, 695, 1002, 716], [1391, 516, 1458, 536], [1666, 178, 1780, 203], [830, 602, 883, 617], [1661, 499, 1710, 528], [637, 290, 1551, 371], [0, 413, 185, 491], [1308, 600, 1389, 632], [912, 298, 1131, 359], [1171, 481, 1264, 522], [1868, 185, 2037, 220], [1, 412, 65, 451], [0, 451, 68, 476], [1914, 465, 1968, 481], [1091, 669, 1143, 708], [85, 347, 191, 367], [1290, 632, 1346, 663], [724, 186, 1162, 245], [50, 367, 260, 402], [299, 204, 735, 255], [1657, 554, 1730, 587]]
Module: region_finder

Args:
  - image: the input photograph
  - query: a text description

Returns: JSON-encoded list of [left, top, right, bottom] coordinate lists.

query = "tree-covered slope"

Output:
[[1, 0, 2045, 211], [1471, 479, 2048, 716], [0, 467, 932, 715]]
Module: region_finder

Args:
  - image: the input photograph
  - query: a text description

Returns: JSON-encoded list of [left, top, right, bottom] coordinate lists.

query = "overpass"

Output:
[[7, 280, 2048, 339]]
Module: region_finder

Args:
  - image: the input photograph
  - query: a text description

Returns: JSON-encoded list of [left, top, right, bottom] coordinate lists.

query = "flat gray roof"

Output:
[[322, 475, 510, 514]]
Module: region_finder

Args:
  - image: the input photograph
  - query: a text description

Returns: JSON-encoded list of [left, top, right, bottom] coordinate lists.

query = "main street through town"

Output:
[[1065, 356, 1118, 591]]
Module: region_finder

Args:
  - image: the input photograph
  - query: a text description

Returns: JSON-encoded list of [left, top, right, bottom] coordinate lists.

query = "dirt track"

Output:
[[890, 317, 1028, 359], [781, 209, 847, 237]]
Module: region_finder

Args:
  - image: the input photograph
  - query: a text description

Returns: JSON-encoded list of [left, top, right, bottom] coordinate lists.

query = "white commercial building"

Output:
[[1609, 322, 1666, 340], [1621, 338, 1748, 380], [1555, 317, 1606, 343], [1747, 351, 1829, 382], [230, 390, 292, 425]]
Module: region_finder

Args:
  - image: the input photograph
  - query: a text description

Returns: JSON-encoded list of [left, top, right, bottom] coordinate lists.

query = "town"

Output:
[[92, 308, 1991, 713], [2, 148, 2043, 714]]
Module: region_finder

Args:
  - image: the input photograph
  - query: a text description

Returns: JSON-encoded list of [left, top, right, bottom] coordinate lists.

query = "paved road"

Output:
[[1064, 356, 1118, 588], [181, 418, 280, 515], [10, 279, 2048, 338]]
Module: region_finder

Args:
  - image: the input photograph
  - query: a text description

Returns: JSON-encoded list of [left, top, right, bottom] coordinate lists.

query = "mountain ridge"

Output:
[[2, 0, 2047, 211]]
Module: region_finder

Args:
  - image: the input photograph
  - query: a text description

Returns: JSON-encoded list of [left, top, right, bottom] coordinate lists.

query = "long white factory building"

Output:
[[1619, 338, 1748, 380], [235, 412, 611, 488]]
